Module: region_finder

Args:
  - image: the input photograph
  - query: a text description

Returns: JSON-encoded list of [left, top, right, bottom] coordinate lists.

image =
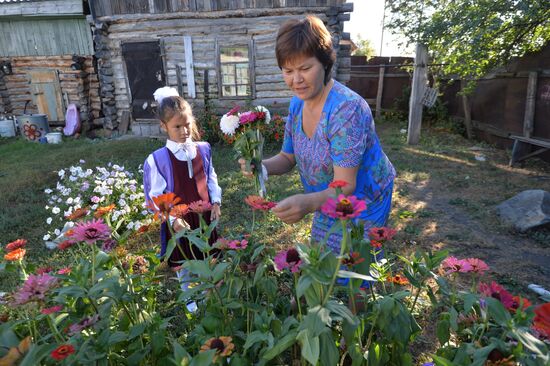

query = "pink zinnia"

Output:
[[41, 305, 63, 315], [479, 281, 515, 309], [465, 258, 489, 274], [321, 194, 366, 220], [189, 200, 212, 214], [239, 111, 258, 125], [69, 219, 111, 244], [274, 248, 302, 273], [228, 105, 240, 116], [214, 237, 231, 250], [13, 273, 58, 305], [228, 239, 248, 250], [442, 256, 473, 274]]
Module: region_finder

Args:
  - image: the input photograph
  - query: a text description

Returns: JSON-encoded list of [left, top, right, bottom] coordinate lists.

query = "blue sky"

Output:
[[344, 0, 413, 57]]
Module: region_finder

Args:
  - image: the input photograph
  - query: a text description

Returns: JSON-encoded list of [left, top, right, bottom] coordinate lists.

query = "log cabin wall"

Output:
[[0, 56, 100, 130], [89, 0, 352, 135]]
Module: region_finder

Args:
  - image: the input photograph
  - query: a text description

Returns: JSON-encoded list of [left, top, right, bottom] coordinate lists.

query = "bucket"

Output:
[[0, 119, 16, 137], [17, 114, 49, 142], [45, 132, 62, 144]]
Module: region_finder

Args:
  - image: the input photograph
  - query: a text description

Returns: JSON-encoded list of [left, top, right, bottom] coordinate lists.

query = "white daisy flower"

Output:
[[46, 217, 52, 225], [220, 114, 240, 135]]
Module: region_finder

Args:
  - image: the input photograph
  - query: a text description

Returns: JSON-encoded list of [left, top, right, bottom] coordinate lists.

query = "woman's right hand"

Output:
[[238, 158, 255, 178]]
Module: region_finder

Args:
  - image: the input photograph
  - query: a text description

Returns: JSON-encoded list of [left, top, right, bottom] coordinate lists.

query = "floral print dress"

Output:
[[282, 81, 396, 252]]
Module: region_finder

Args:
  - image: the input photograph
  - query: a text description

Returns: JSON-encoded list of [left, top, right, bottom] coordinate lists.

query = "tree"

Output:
[[352, 34, 376, 58], [385, 0, 550, 81]]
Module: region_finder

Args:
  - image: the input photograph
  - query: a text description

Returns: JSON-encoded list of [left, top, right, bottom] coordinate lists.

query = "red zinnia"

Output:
[[57, 240, 75, 250], [244, 195, 277, 211], [5, 239, 27, 252], [533, 303, 550, 339], [50, 344, 75, 361], [41, 305, 63, 315], [370, 240, 382, 249], [368, 227, 397, 242], [342, 252, 365, 267], [36, 266, 53, 275], [479, 281, 515, 310], [188, 200, 213, 214], [66, 207, 89, 221], [328, 180, 348, 189]]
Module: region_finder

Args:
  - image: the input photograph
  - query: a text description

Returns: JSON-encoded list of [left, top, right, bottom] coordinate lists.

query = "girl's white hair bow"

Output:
[[153, 87, 179, 104]]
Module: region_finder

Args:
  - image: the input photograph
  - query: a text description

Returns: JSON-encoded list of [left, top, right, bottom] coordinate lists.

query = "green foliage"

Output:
[[386, 0, 550, 80], [352, 34, 376, 58]]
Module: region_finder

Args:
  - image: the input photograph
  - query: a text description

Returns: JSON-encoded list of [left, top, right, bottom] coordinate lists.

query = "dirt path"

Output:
[[378, 124, 550, 293], [402, 178, 550, 289]]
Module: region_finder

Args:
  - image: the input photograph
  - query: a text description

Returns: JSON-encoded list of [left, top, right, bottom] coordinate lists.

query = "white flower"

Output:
[[91, 204, 98, 210], [66, 197, 74, 205], [58, 169, 65, 177], [69, 175, 78, 182], [54, 229, 61, 236], [256, 105, 271, 124], [126, 222, 135, 230], [46, 217, 52, 225], [74, 197, 81, 204], [64, 210, 71, 217], [220, 114, 240, 135], [119, 199, 127, 207], [52, 207, 61, 214], [44, 188, 53, 194], [43, 234, 51, 241], [79, 159, 86, 164]]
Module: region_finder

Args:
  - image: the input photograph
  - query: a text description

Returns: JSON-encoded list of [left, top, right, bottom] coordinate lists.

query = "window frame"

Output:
[[216, 38, 255, 100]]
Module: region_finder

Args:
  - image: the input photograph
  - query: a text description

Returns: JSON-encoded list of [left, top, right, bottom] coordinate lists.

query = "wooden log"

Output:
[[375, 66, 385, 120], [523, 71, 537, 139], [407, 43, 428, 145], [461, 80, 473, 140]]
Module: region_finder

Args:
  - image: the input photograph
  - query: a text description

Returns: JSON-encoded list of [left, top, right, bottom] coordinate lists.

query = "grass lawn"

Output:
[[2, 119, 550, 295]]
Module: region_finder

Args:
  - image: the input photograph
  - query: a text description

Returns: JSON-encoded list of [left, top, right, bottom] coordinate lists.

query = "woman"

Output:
[[241, 15, 395, 252]]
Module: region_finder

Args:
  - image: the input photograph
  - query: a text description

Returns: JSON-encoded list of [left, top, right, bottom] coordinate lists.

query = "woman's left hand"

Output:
[[211, 203, 221, 221], [271, 194, 313, 224]]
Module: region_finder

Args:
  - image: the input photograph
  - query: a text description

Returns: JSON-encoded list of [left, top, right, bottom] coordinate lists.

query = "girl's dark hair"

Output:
[[275, 15, 336, 85], [157, 96, 200, 140]]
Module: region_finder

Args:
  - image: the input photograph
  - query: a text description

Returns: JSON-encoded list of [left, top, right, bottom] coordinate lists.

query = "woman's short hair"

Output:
[[157, 96, 200, 140], [276, 15, 336, 84]]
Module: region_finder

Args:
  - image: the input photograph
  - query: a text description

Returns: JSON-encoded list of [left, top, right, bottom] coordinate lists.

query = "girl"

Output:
[[143, 87, 221, 269]]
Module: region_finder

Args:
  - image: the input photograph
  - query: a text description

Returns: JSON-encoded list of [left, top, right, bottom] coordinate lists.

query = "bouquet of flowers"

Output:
[[220, 105, 271, 197]]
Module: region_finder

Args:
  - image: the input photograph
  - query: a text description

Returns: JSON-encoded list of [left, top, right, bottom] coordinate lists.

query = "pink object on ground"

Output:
[[63, 104, 81, 136]]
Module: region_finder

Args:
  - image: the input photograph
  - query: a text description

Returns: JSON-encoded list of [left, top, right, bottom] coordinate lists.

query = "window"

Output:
[[219, 46, 251, 97]]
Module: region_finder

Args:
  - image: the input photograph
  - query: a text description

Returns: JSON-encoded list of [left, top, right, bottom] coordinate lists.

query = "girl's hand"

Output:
[[173, 218, 189, 232], [238, 158, 255, 178], [211, 203, 221, 221], [271, 194, 313, 224]]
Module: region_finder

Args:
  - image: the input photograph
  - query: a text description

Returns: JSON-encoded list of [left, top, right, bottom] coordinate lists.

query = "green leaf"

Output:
[[319, 332, 339, 366], [512, 328, 550, 362], [253, 262, 266, 286], [243, 330, 269, 351], [432, 354, 457, 366], [326, 300, 356, 325], [485, 297, 511, 326], [251, 244, 265, 262], [262, 330, 298, 361], [212, 262, 230, 283], [109, 331, 127, 344], [436, 312, 450, 345], [296, 275, 313, 298], [299, 309, 329, 337], [20, 344, 57, 366], [172, 340, 191, 365], [128, 322, 147, 340], [184, 260, 213, 279], [297, 329, 320, 366], [190, 349, 216, 366]]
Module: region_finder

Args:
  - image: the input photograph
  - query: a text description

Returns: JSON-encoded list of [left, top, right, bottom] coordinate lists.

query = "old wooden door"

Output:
[[29, 69, 64, 122], [122, 41, 165, 120]]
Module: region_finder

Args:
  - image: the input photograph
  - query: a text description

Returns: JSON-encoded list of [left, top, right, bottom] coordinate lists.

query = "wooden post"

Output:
[[407, 43, 428, 145], [461, 80, 473, 139], [183, 36, 196, 99], [523, 71, 538, 138], [375, 65, 385, 120]]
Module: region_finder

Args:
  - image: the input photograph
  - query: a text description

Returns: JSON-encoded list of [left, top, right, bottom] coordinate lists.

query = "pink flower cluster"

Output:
[[441, 256, 489, 274], [14, 273, 59, 305], [215, 238, 248, 250], [239, 111, 266, 125]]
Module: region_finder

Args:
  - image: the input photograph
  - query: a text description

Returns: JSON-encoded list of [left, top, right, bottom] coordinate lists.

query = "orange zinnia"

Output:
[[170, 204, 189, 219], [387, 274, 409, 286], [148, 193, 181, 221], [94, 204, 116, 218], [244, 195, 276, 211], [66, 207, 89, 221], [4, 248, 26, 261]]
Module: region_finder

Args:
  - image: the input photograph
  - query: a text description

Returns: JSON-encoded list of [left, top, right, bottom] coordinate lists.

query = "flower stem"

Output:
[[322, 220, 348, 306], [46, 314, 65, 343], [294, 273, 303, 321]]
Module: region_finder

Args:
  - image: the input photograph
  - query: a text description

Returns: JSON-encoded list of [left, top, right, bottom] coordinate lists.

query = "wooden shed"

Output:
[[88, 0, 353, 136], [0, 0, 99, 132]]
